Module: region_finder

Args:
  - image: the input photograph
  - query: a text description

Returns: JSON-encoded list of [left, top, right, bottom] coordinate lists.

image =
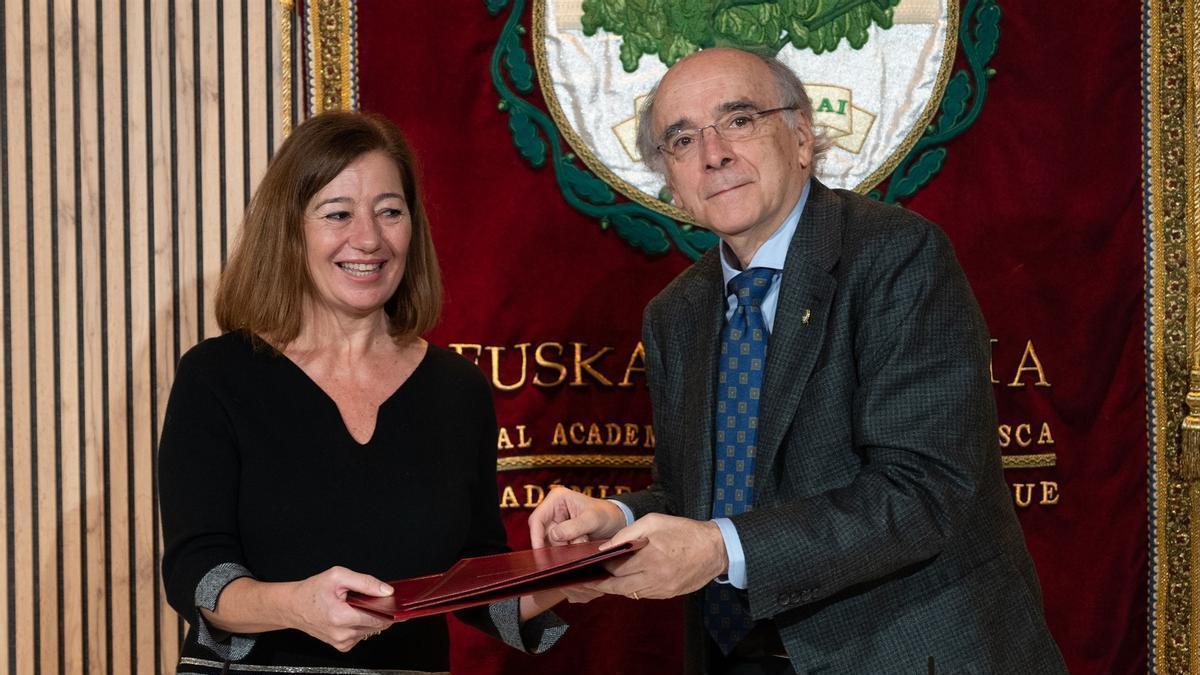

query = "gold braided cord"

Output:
[[999, 453, 1056, 470], [531, 0, 959, 224], [496, 453, 1053, 472], [280, 0, 293, 136], [497, 454, 653, 472]]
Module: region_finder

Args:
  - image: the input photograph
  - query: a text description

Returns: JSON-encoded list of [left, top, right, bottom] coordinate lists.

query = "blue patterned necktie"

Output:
[[705, 267, 774, 654]]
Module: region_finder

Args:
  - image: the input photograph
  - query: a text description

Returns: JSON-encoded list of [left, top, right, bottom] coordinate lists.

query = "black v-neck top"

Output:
[[159, 331, 509, 671]]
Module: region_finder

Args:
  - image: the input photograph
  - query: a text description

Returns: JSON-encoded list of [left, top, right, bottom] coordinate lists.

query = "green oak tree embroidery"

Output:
[[581, 0, 903, 72]]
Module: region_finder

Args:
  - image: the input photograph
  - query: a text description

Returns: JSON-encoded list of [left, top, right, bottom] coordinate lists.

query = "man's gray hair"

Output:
[[635, 51, 829, 174]]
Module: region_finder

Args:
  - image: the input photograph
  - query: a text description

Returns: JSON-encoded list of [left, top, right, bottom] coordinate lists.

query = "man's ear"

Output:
[[795, 120, 815, 171]]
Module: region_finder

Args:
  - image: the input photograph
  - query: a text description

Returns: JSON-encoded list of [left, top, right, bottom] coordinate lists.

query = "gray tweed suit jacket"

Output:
[[615, 181, 1067, 674]]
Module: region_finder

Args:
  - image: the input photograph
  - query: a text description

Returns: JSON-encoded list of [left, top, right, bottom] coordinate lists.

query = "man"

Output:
[[529, 48, 1066, 674]]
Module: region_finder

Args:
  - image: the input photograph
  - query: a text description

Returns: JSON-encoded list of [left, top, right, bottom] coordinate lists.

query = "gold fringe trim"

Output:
[[1182, 372, 1200, 479]]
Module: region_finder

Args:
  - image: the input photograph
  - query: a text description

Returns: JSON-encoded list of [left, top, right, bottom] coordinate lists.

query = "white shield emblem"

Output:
[[534, 0, 958, 221]]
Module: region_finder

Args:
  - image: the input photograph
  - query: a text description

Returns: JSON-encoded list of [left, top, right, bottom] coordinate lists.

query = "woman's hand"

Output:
[[517, 584, 603, 622], [287, 566, 395, 652]]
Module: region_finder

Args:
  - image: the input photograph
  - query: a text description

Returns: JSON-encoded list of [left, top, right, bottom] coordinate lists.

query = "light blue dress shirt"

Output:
[[611, 180, 810, 590]]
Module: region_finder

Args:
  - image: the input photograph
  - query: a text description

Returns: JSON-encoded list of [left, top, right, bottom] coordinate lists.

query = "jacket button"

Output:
[[778, 593, 791, 606]]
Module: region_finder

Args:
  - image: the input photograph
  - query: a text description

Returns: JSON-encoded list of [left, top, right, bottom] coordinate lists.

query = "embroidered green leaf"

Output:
[[714, 5, 784, 49], [786, 15, 809, 49], [617, 36, 647, 73], [561, 161, 617, 204], [969, 1, 1000, 64], [933, 71, 969, 134], [889, 147, 945, 201], [660, 34, 697, 68], [795, 0, 900, 55], [610, 213, 671, 254], [582, 0, 901, 72], [484, 0, 510, 16], [502, 33, 535, 93], [508, 109, 547, 167]]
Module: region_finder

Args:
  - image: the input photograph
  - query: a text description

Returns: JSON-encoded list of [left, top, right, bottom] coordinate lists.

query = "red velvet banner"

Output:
[[351, 2, 1145, 672]]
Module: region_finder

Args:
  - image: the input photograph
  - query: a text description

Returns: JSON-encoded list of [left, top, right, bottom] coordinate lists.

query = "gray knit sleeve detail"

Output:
[[193, 562, 256, 661], [486, 597, 568, 654]]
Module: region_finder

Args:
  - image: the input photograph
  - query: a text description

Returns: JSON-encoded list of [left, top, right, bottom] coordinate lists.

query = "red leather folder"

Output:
[[347, 539, 646, 621]]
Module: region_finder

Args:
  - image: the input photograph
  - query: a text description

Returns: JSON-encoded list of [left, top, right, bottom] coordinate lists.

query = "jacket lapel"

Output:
[[678, 251, 725, 520], [755, 181, 841, 500]]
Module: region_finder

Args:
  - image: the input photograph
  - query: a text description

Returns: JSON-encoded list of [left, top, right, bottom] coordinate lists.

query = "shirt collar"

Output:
[[720, 178, 810, 289]]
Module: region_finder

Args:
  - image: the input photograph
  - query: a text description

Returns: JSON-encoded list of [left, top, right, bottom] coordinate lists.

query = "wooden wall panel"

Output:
[[0, 1, 286, 672]]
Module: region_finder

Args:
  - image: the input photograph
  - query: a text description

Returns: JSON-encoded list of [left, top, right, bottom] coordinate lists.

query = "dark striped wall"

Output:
[[0, 1, 285, 672]]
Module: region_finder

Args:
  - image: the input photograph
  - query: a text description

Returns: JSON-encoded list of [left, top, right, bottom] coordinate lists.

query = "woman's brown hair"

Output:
[[215, 111, 442, 344]]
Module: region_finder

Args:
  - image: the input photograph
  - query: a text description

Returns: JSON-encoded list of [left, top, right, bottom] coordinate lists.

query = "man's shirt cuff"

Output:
[[609, 499, 635, 527], [712, 517, 747, 589]]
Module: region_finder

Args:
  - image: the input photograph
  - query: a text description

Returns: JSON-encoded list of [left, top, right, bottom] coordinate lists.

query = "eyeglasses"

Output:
[[656, 106, 798, 162]]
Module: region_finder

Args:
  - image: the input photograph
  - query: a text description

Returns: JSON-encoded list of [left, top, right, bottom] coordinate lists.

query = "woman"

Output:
[[159, 111, 567, 674]]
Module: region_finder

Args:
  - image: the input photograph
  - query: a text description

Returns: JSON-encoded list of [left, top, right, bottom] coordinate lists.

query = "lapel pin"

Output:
[[801, 309, 811, 325]]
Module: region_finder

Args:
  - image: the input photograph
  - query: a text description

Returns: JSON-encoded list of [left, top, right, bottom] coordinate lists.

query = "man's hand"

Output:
[[528, 486, 627, 548], [591, 513, 729, 600]]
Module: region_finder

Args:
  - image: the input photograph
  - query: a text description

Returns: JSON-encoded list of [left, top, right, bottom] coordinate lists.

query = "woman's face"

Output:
[[302, 150, 412, 321]]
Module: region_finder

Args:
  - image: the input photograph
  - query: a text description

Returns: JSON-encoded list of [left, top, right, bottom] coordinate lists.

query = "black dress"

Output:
[[159, 332, 561, 674]]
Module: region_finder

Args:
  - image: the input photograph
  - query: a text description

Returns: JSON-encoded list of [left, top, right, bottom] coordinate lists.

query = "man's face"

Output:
[[653, 50, 813, 244]]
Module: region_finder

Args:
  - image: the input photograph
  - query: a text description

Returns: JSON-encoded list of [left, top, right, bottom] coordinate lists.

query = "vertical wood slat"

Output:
[[0, 1, 283, 672], [8, 7, 36, 675], [28, 2, 60, 674], [100, 0, 128, 669], [198, 0, 220, 341], [54, 0, 83, 672], [74, 0, 106, 669], [146, 1, 173, 671], [124, 0, 150, 670], [0, 1, 9, 671], [49, 0, 75, 668], [0, 5, 9, 664]]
